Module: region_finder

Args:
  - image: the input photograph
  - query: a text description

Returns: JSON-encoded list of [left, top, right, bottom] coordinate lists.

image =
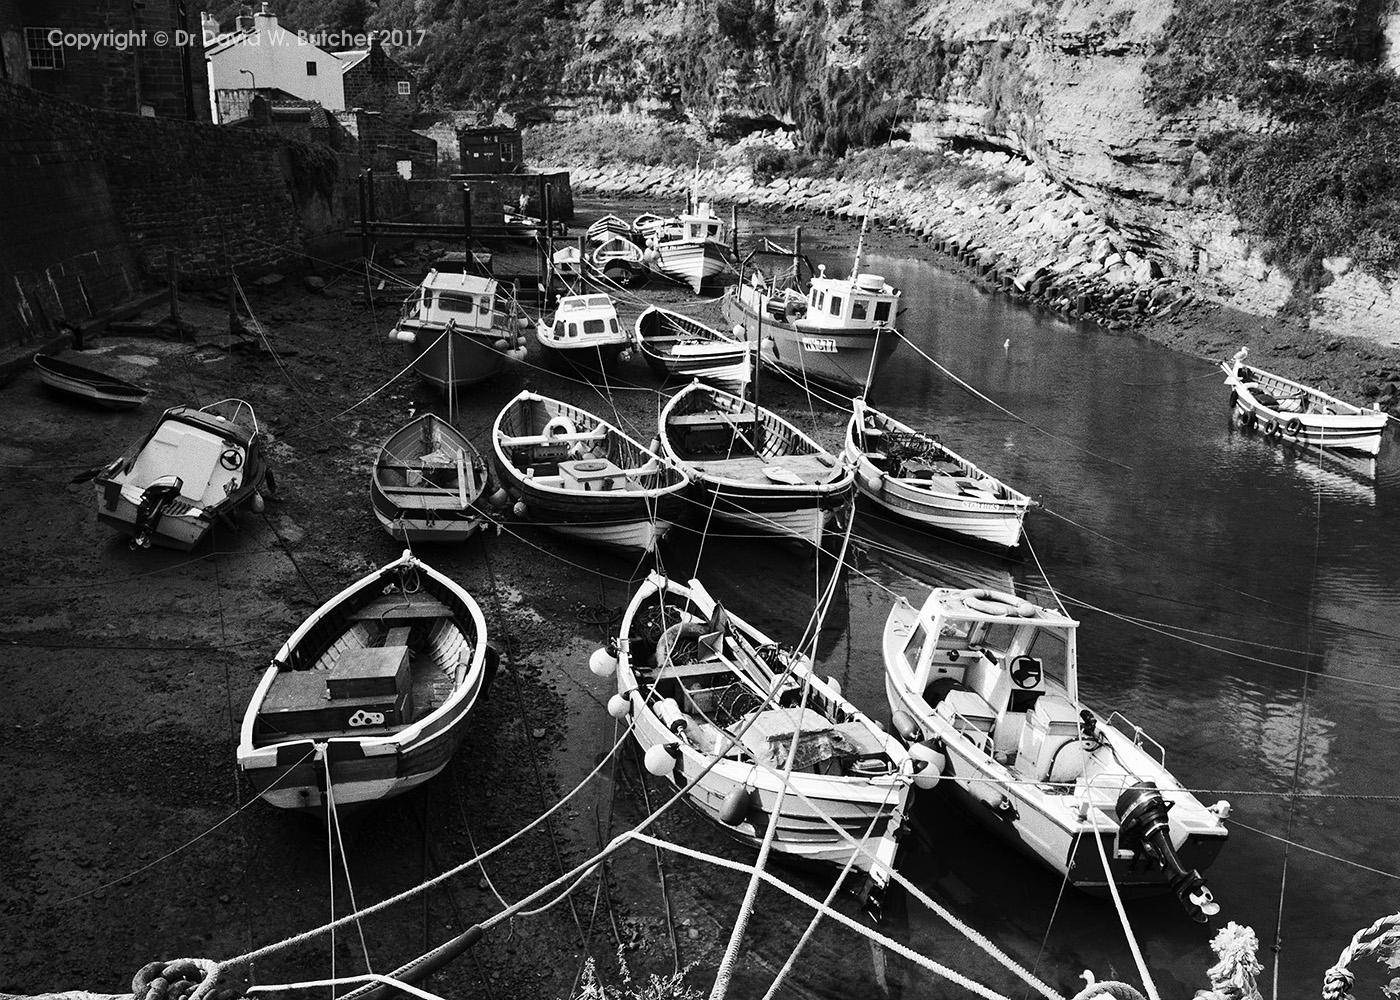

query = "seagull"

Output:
[[1003, 339, 1010, 351]]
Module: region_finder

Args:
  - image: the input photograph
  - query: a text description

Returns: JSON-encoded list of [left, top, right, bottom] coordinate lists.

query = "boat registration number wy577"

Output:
[[801, 336, 837, 354]]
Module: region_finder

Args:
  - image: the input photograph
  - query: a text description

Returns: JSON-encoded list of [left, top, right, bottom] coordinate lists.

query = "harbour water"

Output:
[[633, 236, 1400, 997]]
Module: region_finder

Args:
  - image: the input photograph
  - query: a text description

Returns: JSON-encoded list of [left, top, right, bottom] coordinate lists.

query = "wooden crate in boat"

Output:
[[326, 646, 411, 699], [260, 669, 413, 736]]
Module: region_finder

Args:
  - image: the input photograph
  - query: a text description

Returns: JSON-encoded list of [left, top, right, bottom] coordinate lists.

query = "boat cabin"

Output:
[[675, 202, 724, 244], [900, 589, 1079, 770], [408, 270, 502, 331], [807, 267, 898, 329], [546, 294, 623, 343]]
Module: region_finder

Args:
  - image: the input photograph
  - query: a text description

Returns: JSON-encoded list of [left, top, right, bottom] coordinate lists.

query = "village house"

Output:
[[457, 125, 523, 174], [205, 3, 344, 122], [335, 37, 416, 126], [0, 0, 209, 120]]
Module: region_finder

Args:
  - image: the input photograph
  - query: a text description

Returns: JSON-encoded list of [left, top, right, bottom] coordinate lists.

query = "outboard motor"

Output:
[[1115, 780, 1220, 923], [131, 475, 183, 549]]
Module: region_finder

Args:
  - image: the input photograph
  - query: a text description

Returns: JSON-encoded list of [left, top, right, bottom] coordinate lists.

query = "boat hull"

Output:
[[652, 241, 730, 294], [634, 306, 752, 394], [34, 354, 150, 410], [720, 288, 896, 393], [371, 413, 491, 544], [537, 340, 630, 374], [1224, 355, 1388, 455], [409, 327, 509, 391]]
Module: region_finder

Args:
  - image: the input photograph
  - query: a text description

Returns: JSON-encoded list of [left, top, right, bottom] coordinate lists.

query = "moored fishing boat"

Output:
[[371, 413, 491, 543], [388, 266, 529, 394], [602, 571, 925, 916], [586, 213, 635, 244], [238, 550, 494, 812], [1221, 347, 1387, 455], [33, 353, 150, 410], [634, 305, 752, 394], [95, 398, 270, 551], [535, 292, 633, 373], [657, 381, 854, 548], [883, 586, 1230, 921], [589, 235, 647, 285], [492, 390, 691, 553], [844, 398, 1033, 548], [721, 217, 900, 394], [642, 199, 733, 294]]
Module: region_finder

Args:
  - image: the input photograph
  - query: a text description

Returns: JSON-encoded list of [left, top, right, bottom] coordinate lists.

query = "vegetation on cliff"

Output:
[[1146, 0, 1400, 292]]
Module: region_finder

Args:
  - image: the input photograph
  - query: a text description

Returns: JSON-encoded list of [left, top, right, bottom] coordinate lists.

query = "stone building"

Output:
[[335, 38, 416, 125], [0, 0, 209, 120]]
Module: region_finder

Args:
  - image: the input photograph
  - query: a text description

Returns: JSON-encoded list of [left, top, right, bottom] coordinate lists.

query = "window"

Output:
[[25, 27, 64, 70], [306, 61, 317, 76], [874, 301, 891, 323], [437, 293, 474, 315], [851, 299, 868, 321], [828, 295, 843, 316], [500, 145, 515, 162], [903, 620, 929, 667], [397, 80, 411, 95]]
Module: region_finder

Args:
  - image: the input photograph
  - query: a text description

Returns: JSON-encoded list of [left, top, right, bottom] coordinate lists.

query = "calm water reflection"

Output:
[[662, 241, 1399, 997]]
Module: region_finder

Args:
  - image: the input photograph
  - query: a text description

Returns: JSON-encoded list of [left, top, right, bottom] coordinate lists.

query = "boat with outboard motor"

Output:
[[598, 570, 927, 918], [882, 585, 1230, 921], [1221, 347, 1387, 455], [95, 398, 271, 551]]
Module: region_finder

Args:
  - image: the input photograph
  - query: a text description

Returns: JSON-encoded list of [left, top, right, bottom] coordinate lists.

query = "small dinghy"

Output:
[[33, 353, 150, 410], [600, 571, 924, 918], [238, 550, 495, 812], [371, 413, 491, 543], [95, 398, 270, 551]]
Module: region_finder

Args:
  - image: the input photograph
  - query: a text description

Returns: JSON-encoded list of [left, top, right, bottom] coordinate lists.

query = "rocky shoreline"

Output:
[[563, 148, 1400, 419]]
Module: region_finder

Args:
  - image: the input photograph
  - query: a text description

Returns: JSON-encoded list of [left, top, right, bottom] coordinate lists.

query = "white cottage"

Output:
[[206, 5, 345, 122]]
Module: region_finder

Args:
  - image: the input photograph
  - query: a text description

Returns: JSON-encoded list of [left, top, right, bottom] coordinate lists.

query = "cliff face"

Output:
[[551, 0, 1398, 337]]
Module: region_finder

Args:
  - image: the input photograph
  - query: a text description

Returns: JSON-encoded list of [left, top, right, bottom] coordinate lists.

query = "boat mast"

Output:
[[851, 187, 872, 278]]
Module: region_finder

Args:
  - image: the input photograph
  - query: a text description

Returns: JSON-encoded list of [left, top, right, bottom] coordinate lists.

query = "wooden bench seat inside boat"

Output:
[[693, 453, 840, 484], [255, 667, 414, 741], [351, 592, 452, 621]]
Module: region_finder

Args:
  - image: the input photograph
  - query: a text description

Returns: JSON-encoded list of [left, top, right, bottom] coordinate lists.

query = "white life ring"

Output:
[[544, 415, 577, 440], [956, 587, 1038, 618]]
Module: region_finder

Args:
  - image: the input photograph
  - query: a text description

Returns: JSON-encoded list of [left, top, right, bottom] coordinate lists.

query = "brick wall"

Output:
[[336, 107, 436, 177], [0, 80, 368, 348], [342, 41, 416, 126]]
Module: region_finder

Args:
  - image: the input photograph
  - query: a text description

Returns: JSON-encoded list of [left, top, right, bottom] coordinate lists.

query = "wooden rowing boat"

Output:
[[634, 306, 752, 394], [238, 550, 494, 812], [33, 353, 150, 410], [371, 413, 491, 543]]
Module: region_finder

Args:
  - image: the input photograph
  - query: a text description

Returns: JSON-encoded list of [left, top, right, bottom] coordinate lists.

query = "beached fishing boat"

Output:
[[603, 571, 924, 916], [535, 293, 633, 373], [492, 391, 691, 553], [586, 214, 635, 244], [371, 413, 491, 543], [642, 200, 732, 294], [589, 235, 647, 285], [1222, 347, 1387, 455], [634, 305, 752, 394], [33, 353, 150, 410], [844, 398, 1032, 548], [657, 381, 854, 547], [388, 267, 529, 394], [720, 220, 900, 393], [883, 586, 1230, 921], [95, 398, 270, 551], [238, 550, 494, 812]]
